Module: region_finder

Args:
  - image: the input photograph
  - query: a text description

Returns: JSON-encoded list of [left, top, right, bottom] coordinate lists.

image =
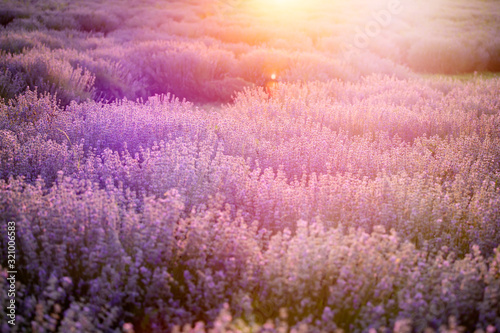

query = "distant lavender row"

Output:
[[0, 34, 409, 104], [2, 0, 499, 104], [2, 0, 500, 72]]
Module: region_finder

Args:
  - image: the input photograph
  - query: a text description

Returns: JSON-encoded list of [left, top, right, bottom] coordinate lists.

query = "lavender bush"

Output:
[[1, 74, 500, 332], [1, 0, 500, 332]]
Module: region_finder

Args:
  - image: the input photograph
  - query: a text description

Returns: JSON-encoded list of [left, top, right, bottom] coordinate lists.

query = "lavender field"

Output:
[[1, 0, 500, 332]]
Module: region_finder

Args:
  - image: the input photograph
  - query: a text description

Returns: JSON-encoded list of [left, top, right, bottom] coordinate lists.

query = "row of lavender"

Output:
[[1, 75, 499, 332], [0, 31, 410, 105], [3, 0, 500, 105], [3, 0, 500, 71]]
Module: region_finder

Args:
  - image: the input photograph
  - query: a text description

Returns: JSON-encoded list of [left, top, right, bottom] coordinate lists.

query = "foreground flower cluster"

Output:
[[0, 75, 499, 332]]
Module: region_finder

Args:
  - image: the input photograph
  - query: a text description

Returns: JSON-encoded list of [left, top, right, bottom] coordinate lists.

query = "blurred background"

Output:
[[0, 0, 499, 103]]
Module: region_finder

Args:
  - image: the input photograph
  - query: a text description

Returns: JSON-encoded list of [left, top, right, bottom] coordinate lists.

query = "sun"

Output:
[[250, 0, 314, 18], [244, 0, 329, 32], [272, 0, 298, 4], [268, 0, 306, 10]]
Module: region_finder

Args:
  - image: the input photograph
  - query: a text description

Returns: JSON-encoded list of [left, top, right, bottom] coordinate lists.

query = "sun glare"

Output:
[[249, 0, 317, 23], [272, 0, 300, 5]]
